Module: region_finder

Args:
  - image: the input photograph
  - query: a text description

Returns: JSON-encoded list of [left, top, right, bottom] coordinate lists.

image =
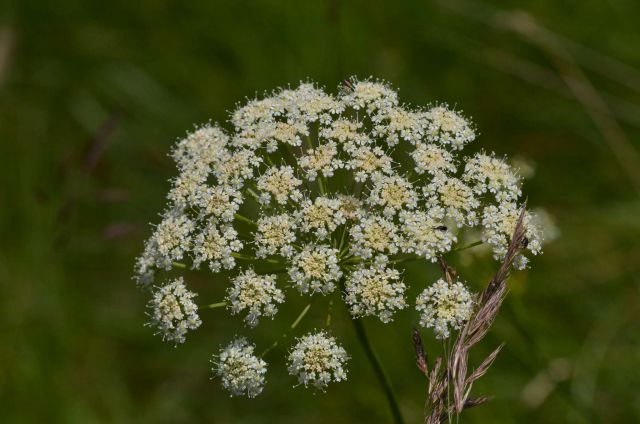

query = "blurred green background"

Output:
[[1, 0, 639, 422]]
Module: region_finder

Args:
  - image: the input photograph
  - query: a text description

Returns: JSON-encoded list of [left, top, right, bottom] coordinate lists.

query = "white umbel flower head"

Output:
[[367, 172, 418, 217], [410, 143, 457, 175], [344, 256, 407, 323], [192, 222, 243, 272], [254, 213, 297, 259], [149, 209, 194, 269], [416, 279, 474, 339], [349, 215, 400, 259], [342, 79, 398, 113], [148, 277, 201, 343], [424, 105, 475, 150], [297, 196, 345, 239], [135, 77, 545, 394], [425, 174, 479, 227], [288, 245, 342, 295], [257, 165, 303, 205], [299, 141, 341, 180], [464, 152, 521, 202], [481, 202, 543, 269], [226, 269, 285, 327], [287, 331, 349, 390], [213, 337, 267, 398], [398, 207, 456, 261]]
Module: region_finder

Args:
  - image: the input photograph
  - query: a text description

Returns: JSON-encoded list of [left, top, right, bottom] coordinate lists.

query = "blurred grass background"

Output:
[[1, 0, 639, 422]]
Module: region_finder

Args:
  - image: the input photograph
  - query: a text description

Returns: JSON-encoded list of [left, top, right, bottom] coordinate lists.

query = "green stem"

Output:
[[172, 261, 187, 269], [388, 255, 419, 265], [261, 302, 312, 357], [246, 187, 261, 202], [263, 268, 288, 275], [317, 176, 327, 195], [234, 213, 256, 226], [352, 318, 405, 424], [290, 303, 311, 329], [450, 240, 484, 253], [339, 255, 359, 265], [325, 299, 333, 328], [204, 301, 226, 309], [231, 252, 281, 265], [337, 223, 350, 253]]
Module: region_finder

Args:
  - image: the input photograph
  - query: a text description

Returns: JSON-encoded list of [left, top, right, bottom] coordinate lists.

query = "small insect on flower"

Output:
[[287, 331, 349, 390], [416, 278, 474, 339], [342, 78, 355, 92], [213, 337, 267, 398], [148, 277, 202, 344]]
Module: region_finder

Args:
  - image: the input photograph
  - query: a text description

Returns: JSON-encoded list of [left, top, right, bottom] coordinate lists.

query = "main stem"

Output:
[[352, 318, 405, 424]]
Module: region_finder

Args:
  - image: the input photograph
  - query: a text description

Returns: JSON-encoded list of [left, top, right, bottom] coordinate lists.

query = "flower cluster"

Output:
[[287, 331, 349, 390], [416, 279, 474, 339], [135, 77, 544, 396], [213, 338, 267, 398], [226, 269, 285, 328], [289, 245, 342, 295], [148, 277, 201, 344], [344, 256, 406, 323]]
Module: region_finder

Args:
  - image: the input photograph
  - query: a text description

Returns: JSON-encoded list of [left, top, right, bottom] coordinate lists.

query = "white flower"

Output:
[[336, 194, 365, 220], [350, 215, 400, 259], [416, 279, 474, 339], [148, 277, 201, 343], [260, 121, 308, 150], [399, 207, 456, 261], [280, 82, 343, 122], [138, 209, 194, 273], [368, 173, 418, 216], [464, 152, 521, 202], [297, 196, 345, 239], [410, 143, 457, 175], [213, 337, 267, 398], [287, 331, 349, 390], [257, 165, 303, 205], [171, 123, 228, 172], [299, 141, 341, 180], [166, 165, 210, 209], [227, 269, 285, 327], [374, 107, 428, 146], [198, 185, 243, 222], [320, 118, 363, 144], [192, 223, 242, 272], [137, 78, 539, 289], [254, 213, 297, 258], [341, 78, 398, 113], [214, 148, 261, 188], [289, 245, 342, 295], [232, 95, 284, 129], [344, 256, 407, 323], [481, 203, 543, 269], [345, 144, 393, 182], [425, 174, 479, 227], [424, 105, 475, 150]]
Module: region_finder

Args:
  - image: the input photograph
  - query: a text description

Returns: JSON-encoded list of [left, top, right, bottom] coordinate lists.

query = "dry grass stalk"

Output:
[[416, 203, 528, 423]]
